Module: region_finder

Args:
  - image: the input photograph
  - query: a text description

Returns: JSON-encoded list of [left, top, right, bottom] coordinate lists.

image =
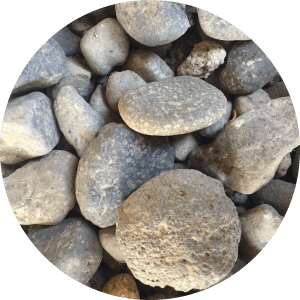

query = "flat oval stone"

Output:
[[119, 76, 227, 136]]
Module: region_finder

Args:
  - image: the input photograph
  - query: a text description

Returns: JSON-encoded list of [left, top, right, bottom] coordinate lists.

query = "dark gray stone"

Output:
[[86, 265, 107, 291], [12, 38, 66, 95], [68, 14, 96, 37], [220, 41, 277, 94], [264, 81, 289, 99], [27, 218, 102, 284], [90, 5, 116, 23], [76, 123, 175, 228], [292, 147, 300, 180]]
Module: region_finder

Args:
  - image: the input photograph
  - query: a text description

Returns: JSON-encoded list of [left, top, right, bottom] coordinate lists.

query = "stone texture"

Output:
[[12, 38, 66, 95], [119, 76, 228, 136], [274, 153, 292, 179], [102, 273, 140, 299], [99, 226, 125, 263], [225, 187, 250, 206], [239, 204, 283, 262], [116, 169, 241, 292], [250, 179, 295, 216], [199, 100, 232, 138], [116, 1, 189, 47], [172, 133, 200, 162], [197, 9, 250, 41], [123, 50, 174, 83], [220, 41, 277, 94], [4, 150, 78, 225], [106, 70, 146, 113], [68, 14, 96, 37], [54, 85, 103, 157], [177, 41, 226, 78], [28, 218, 102, 284], [292, 147, 300, 180], [27, 225, 48, 235], [1, 160, 28, 178], [264, 81, 289, 99], [189, 97, 300, 194], [87, 265, 107, 291], [76, 123, 175, 228], [217, 259, 247, 284], [80, 18, 129, 76], [0, 92, 60, 164], [102, 249, 125, 272]]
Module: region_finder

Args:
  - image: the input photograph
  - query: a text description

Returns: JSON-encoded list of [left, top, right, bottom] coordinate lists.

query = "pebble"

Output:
[[171, 133, 200, 162], [99, 226, 125, 263], [80, 18, 129, 76], [106, 71, 146, 113], [274, 153, 292, 179], [1, 160, 28, 178], [220, 41, 277, 94], [0, 92, 60, 164], [102, 273, 140, 299], [199, 100, 232, 138], [76, 123, 175, 228], [197, 9, 250, 41], [54, 85, 104, 157], [116, 1, 189, 47], [239, 204, 283, 262], [292, 147, 300, 180], [264, 81, 289, 99], [27, 218, 102, 284], [250, 179, 295, 216], [189, 98, 300, 194], [4, 150, 78, 225], [119, 76, 228, 136], [123, 49, 174, 83], [12, 38, 66, 95], [177, 41, 226, 78], [87, 265, 107, 291], [116, 169, 241, 292]]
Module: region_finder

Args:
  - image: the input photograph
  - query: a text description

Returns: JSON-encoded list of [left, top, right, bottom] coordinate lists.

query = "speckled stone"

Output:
[[292, 147, 300, 180], [264, 81, 289, 99], [116, 1, 189, 47], [0, 92, 60, 164], [116, 169, 241, 292], [274, 153, 291, 179], [220, 41, 277, 94], [12, 38, 66, 95], [102, 273, 140, 299], [76, 123, 175, 228], [28, 218, 102, 284], [119, 76, 228, 136]]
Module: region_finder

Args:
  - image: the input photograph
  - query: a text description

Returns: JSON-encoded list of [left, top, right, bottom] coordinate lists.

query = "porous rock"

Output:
[[119, 76, 228, 136], [189, 97, 299, 194], [4, 150, 78, 225], [0, 92, 60, 164], [220, 41, 277, 94], [116, 169, 241, 292], [123, 50, 174, 83], [274, 153, 292, 179], [264, 81, 289, 99], [12, 38, 66, 95], [28, 218, 102, 284], [292, 147, 300, 180], [239, 204, 283, 262], [250, 179, 295, 216], [116, 1, 189, 47], [80, 18, 129, 76], [76, 123, 175, 228]]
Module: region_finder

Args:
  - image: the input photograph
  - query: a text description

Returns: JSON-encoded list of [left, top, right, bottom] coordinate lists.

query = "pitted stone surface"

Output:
[[116, 1, 189, 47], [116, 169, 241, 292], [76, 123, 175, 228], [27, 218, 102, 284], [119, 76, 227, 136]]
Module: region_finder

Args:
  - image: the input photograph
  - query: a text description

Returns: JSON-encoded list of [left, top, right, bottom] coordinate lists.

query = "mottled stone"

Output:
[[264, 81, 289, 99], [4, 150, 78, 225], [116, 169, 241, 292], [80, 18, 129, 76], [106, 71, 146, 113], [12, 38, 66, 95], [102, 273, 140, 299], [197, 9, 250, 41], [172, 133, 200, 162], [274, 153, 292, 179], [239, 205, 283, 262], [87, 265, 107, 291], [177, 41, 226, 78], [251, 179, 295, 216], [28, 218, 102, 284], [116, 1, 189, 47], [123, 50, 174, 83], [119, 76, 228, 136], [292, 147, 300, 180], [0, 92, 60, 164], [217, 259, 247, 284], [220, 41, 277, 94], [76, 123, 175, 228], [189, 98, 299, 194], [1, 160, 28, 178]]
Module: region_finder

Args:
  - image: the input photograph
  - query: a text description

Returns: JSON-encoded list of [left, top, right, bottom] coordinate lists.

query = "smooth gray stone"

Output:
[[264, 81, 289, 99], [27, 218, 102, 284], [12, 38, 66, 95], [76, 123, 175, 228], [220, 41, 277, 94], [116, 1, 189, 47]]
